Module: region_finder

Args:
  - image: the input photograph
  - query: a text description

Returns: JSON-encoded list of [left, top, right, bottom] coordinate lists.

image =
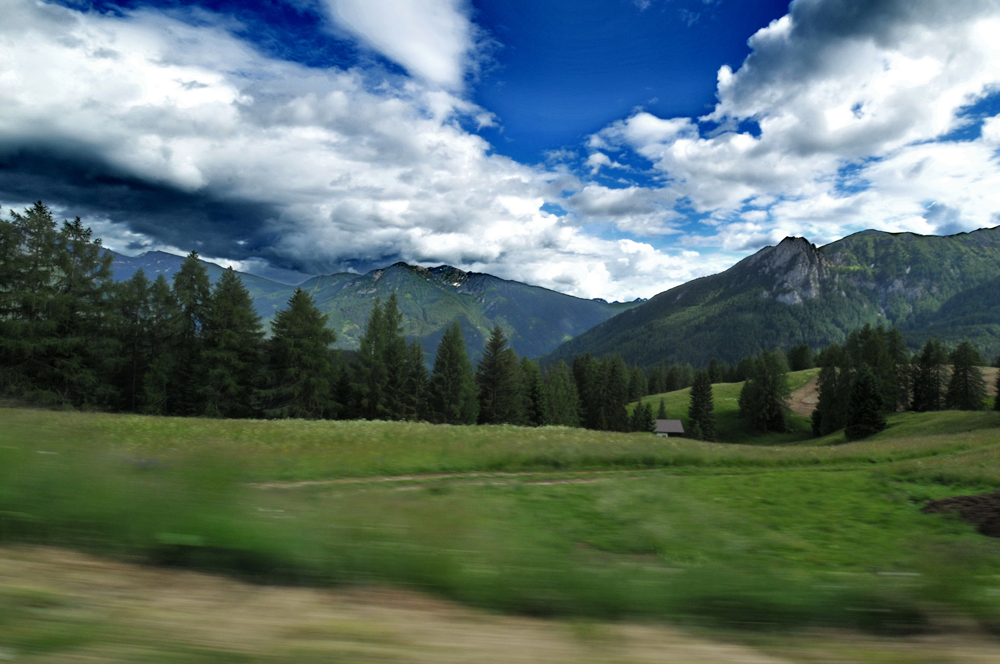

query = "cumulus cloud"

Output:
[[0, 0, 712, 301], [593, 0, 1000, 250], [323, 0, 478, 88]]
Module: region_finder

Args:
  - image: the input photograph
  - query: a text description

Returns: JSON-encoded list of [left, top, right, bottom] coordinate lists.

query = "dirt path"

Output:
[[2, 547, 998, 663]]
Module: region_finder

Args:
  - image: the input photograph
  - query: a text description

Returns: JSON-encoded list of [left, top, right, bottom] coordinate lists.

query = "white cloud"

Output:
[[591, 0, 1000, 253], [323, 0, 477, 88], [0, 0, 712, 302]]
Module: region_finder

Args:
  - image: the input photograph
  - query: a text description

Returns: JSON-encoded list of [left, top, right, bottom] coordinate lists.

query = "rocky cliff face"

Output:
[[739, 236, 828, 305]]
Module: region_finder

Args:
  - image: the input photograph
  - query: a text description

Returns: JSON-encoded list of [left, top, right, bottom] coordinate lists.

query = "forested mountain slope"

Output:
[[544, 228, 1000, 368], [108, 252, 638, 359]]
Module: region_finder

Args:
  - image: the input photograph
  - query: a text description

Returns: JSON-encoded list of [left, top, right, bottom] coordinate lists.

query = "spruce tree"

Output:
[[521, 357, 548, 426], [572, 354, 603, 430], [845, 365, 887, 441], [265, 288, 338, 419], [201, 268, 265, 418], [543, 360, 580, 427], [884, 328, 911, 412], [476, 326, 526, 425], [600, 356, 631, 432], [630, 399, 655, 433], [687, 370, 716, 442], [737, 350, 791, 433], [170, 252, 211, 415], [657, 397, 667, 420], [627, 365, 647, 401], [141, 275, 179, 414], [708, 358, 722, 384], [945, 340, 986, 411], [402, 339, 428, 421], [426, 321, 478, 424], [911, 338, 948, 412], [110, 269, 152, 411], [355, 294, 408, 420]]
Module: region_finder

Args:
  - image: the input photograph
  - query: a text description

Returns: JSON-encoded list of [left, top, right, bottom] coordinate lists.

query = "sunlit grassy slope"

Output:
[[2, 405, 1000, 638], [630, 369, 819, 444]]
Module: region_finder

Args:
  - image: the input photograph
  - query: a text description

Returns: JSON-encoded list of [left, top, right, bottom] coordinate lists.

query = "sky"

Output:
[[1, 0, 999, 300]]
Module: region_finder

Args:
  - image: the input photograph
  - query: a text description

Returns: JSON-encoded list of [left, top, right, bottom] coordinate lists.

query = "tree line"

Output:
[[811, 324, 993, 440]]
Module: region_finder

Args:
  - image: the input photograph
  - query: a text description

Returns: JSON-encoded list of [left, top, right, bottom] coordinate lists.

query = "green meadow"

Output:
[[2, 400, 1000, 650], [631, 369, 819, 444]]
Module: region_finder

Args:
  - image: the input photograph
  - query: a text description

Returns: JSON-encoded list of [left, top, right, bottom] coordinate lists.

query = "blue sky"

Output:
[[2, 0, 1000, 299]]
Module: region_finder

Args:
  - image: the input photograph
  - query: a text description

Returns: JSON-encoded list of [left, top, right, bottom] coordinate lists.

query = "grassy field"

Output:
[[2, 404, 1000, 658], [631, 369, 819, 444]]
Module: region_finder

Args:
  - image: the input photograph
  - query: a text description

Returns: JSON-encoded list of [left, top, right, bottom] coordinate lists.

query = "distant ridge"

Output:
[[543, 226, 1000, 368], [107, 251, 641, 359]]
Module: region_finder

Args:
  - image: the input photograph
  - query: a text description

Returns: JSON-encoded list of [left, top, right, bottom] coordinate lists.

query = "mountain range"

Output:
[[542, 227, 1000, 368], [108, 251, 640, 359]]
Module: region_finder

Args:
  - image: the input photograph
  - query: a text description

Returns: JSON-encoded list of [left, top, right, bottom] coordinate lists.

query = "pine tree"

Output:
[[543, 360, 580, 427], [201, 268, 265, 418], [911, 338, 948, 412], [141, 275, 179, 414], [521, 357, 548, 426], [845, 365, 887, 441], [402, 340, 428, 421], [426, 321, 478, 424], [884, 328, 911, 412], [572, 354, 603, 430], [476, 326, 526, 425], [687, 370, 716, 442], [945, 340, 986, 411], [630, 399, 655, 433], [708, 358, 722, 384], [600, 356, 631, 432], [657, 397, 667, 420], [355, 294, 408, 420], [109, 269, 152, 411], [737, 350, 791, 433], [264, 288, 338, 419], [627, 365, 647, 401], [169, 252, 211, 415]]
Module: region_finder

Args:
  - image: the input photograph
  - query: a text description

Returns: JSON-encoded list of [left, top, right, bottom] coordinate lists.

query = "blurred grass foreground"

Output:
[[2, 406, 1000, 660]]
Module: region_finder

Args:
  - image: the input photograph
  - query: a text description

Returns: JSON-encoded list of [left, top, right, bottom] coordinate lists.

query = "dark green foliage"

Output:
[[169, 252, 211, 416], [600, 356, 631, 433], [738, 350, 791, 433], [426, 321, 479, 424], [812, 364, 851, 436], [201, 268, 265, 418], [402, 340, 429, 421], [476, 326, 526, 425], [264, 288, 338, 419], [707, 358, 722, 384], [627, 364, 647, 401], [629, 399, 655, 433], [787, 344, 814, 371], [572, 354, 603, 430], [543, 361, 580, 427], [844, 365, 887, 441], [0, 203, 114, 405], [945, 341, 986, 411], [911, 338, 948, 412], [521, 357, 548, 426], [657, 397, 667, 420], [687, 370, 716, 442], [355, 296, 410, 421], [140, 276, 179, 414]]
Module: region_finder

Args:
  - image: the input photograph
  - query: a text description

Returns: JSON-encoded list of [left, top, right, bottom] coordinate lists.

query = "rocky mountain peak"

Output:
[[742, 236, 827, 305]]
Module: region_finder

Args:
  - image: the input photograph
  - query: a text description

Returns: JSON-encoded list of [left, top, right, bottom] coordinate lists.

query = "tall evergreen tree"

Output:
[[476, 326, 526, 425], [201, 268, 265, 418], [521, 357, 548, 426], [945, 340, 986, 411], [600, 356, 631, 432], [109, 269, 152, 411], [657, 397, 667, 420], [140, 275, 179, 414], [627, 365, 647, 401], [738, 350, 791, 433], [264, 288, 338, 419], [355, 294, 409, 420], [707, 358, 722, 384], [787, 344, 814, 371], [845, 365, 887, 441], [687, 370, 716, 442], [169, 252, 211, 415], [911, 338, 948, 412], [630, 399, 655, 433], [543, 361, 580, 427], [402, 339, 429, 421], [572, 354, 603, 430], [426, 321, 478, 424], [884, 328, 911, 412]]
